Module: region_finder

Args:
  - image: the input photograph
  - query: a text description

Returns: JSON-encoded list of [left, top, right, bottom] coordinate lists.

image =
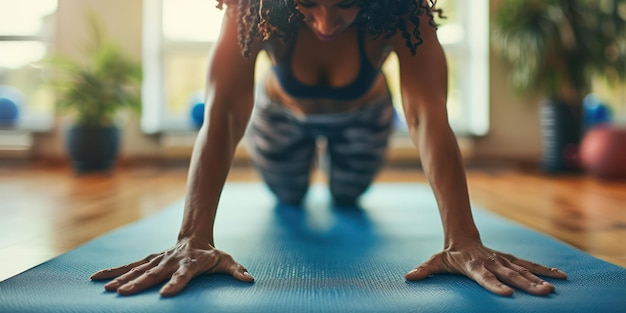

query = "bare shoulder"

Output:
[[389, 7, 440, 59], [210, 0, 263, 58]]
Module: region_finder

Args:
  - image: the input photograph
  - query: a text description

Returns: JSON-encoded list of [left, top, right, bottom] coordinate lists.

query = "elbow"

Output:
[[226, 108, 251, 140], [403, 106, 421, 133], [406, 116, 420, 133]]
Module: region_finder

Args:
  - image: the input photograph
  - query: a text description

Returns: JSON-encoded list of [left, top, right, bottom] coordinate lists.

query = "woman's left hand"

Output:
[[405, 242, 568, 296]]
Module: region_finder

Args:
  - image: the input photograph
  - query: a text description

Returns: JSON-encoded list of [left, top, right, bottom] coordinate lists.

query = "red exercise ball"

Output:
[[580, 125, 626, 180]]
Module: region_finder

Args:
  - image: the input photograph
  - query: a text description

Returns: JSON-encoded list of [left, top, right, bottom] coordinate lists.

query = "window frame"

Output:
[[0, 24, 56, 132]]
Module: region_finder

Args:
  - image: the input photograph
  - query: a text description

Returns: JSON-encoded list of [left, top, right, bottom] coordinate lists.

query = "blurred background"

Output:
[[1, 0, 624, 169], [0, 0, 625, 281]]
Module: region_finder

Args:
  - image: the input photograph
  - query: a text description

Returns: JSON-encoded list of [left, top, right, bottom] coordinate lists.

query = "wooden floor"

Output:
[[1, 163, 625, 282]]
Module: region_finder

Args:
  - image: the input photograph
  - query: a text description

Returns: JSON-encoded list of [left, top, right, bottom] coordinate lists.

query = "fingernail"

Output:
[[408, 269, 418, 274]]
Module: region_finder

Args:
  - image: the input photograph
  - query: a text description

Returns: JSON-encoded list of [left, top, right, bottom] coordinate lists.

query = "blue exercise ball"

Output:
[[188, 91, 206, 128], [583, 94, 612, 128], [190, 102, 205, 128], [0, 86, 24, 125]]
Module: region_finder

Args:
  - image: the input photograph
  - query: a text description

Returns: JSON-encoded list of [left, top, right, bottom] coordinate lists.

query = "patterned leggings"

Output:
[[246, 90, 394, 206]]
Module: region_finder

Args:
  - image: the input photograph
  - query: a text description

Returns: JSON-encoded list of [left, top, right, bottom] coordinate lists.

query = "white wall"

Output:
[[470, 0, 544, 163]]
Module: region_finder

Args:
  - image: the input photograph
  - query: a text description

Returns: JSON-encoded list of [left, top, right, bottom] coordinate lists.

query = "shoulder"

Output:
[[387, 4, 439, 57], [360, 1, 439, 55]]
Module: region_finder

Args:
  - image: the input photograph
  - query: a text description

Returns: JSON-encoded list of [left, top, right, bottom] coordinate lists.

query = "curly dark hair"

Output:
[[216, 0, 442, 57]]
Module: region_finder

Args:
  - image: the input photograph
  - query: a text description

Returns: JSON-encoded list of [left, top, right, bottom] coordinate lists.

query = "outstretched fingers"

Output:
[[485, 260, 555, 296], [160, 266, 197, 297], [117, 263, 174, 296], [506, 255, 568, 279], [103, 254, 164, 292], [409, 247, 565, 296], [158, 250, 255, 297], [92, 246, 255, 297], [91, 253, 161, 280], [466, 261, 514, 296]]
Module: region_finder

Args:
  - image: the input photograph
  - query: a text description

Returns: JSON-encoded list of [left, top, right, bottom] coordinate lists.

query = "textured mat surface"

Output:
[[0, 183, 625, 313]]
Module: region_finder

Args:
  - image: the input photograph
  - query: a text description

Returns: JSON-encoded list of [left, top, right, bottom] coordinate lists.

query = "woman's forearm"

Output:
[[410, 122, 481, 249], [177, 103, 251, 246], [173, 1, 257, 246]]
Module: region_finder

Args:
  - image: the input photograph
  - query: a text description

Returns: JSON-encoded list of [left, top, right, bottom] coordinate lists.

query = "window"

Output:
[[142, 0, 220, 133], [389, 0, 490, 135], [0, 0, 57, 131], [439, 0, 489, 135], [142, 0, 489, 136]]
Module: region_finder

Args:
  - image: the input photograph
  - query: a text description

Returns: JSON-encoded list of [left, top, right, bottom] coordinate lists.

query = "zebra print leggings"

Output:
[[246, 90, 394, 206]]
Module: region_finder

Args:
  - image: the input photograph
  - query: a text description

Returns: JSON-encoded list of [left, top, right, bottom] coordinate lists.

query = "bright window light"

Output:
[[0, 0, 58, 36], [0, 41, 46, 69], [438, 24, 465, 45], [162, 0, 225, 42]]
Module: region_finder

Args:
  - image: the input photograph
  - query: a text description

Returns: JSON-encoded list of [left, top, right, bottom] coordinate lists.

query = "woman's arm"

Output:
[[90, 4, 260, 296], [392, 13, 479, 255], [392, 12, 567, 296], [178, 4, 259, 247]]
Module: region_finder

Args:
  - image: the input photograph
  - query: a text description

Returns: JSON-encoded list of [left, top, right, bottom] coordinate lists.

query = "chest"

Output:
[[266, 27, 388, 87]]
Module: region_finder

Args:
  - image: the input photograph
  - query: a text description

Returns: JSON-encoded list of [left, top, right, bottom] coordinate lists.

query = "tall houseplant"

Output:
[[491, 0, 626, 172], [49, 18, 141, 173]]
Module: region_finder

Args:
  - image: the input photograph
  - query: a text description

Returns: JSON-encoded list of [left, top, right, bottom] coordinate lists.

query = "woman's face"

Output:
[[294, 0, 361, 41]]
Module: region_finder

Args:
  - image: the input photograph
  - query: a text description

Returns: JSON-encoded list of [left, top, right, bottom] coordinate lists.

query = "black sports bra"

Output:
[[272, 31, 381, 101]]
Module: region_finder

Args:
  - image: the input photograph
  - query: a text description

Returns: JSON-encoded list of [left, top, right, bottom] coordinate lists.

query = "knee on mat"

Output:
[[330, 189, 364, 208], [273, 187, 308, 207]]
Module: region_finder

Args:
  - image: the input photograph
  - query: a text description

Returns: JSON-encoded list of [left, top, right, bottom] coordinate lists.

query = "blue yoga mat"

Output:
[[1, 183, 625, 313]]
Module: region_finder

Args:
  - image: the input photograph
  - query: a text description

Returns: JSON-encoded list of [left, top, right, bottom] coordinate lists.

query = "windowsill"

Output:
[[158, 129, 476, 164], [0, 116, 54, 158], [0, 116, 54, 133]]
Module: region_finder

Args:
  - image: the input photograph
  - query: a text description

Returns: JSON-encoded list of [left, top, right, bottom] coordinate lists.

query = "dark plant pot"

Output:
[[539, 99, 583, 173], [66, 125, 120, 173]]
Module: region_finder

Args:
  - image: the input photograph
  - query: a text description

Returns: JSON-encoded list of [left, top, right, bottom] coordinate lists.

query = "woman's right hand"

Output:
[[90, 238, 254, 297]]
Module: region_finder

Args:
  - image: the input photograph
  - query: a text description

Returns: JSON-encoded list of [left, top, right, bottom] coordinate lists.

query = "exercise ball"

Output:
[[190, 102, 205, 128], [187, 91, 206, 128], [0, 97, 19, 123], [583, 94, 612, 128], [580, 125, 626, 180], [0, 86, 23, 125]]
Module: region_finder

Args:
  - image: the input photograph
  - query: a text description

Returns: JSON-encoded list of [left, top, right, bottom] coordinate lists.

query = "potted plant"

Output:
[[491, 0, 626, 172], [49, 18, 142, 174]]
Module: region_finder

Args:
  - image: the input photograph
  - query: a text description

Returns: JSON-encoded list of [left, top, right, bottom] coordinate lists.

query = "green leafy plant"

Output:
[[48, 16, 142, 127], [491, 0, 626, 105]]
